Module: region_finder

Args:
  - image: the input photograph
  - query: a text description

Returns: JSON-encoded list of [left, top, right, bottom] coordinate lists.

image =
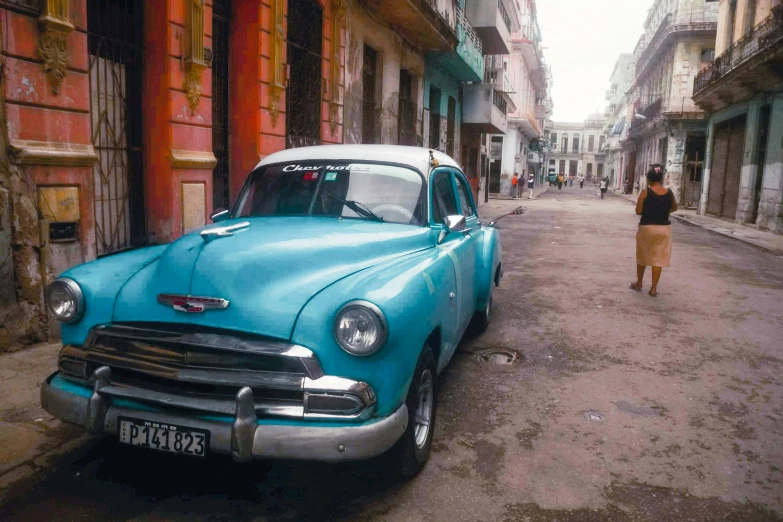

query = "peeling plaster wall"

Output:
[[758, 96, 783, 233], [423, 56, 461, 158], [0, 92, 50, 351], [344, 0, 425, 145]]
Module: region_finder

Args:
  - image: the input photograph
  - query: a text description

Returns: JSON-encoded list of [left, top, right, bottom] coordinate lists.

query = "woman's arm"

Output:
[[635, 190, 647, 215]]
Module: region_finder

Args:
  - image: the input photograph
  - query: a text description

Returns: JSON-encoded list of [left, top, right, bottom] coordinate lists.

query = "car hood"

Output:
[[112, 217, 432, 339]]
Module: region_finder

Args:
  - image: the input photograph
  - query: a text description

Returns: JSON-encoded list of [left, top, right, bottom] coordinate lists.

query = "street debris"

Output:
[[581, 410, 605, 422], [457, 438, 474, 449]]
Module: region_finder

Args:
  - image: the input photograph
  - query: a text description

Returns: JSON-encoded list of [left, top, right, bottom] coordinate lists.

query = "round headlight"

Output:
[[334, 301, 388, 356], [46, 278, 84, 324]]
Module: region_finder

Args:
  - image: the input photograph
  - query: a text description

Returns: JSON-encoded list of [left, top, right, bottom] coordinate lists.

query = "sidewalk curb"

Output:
[[612, 190, 783, 255]]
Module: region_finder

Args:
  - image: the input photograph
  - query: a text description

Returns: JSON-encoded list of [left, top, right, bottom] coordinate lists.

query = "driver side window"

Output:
[[431, 170, 458, 224], [454, 174, 475, 217]]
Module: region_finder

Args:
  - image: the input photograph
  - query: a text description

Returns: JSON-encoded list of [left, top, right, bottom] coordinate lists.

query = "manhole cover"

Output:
[[474, 349, 517, 365], [582, 410, 605, 422]]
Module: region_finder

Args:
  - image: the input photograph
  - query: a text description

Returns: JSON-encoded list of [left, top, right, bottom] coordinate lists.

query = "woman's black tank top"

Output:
[[640, 188, 673, 226]]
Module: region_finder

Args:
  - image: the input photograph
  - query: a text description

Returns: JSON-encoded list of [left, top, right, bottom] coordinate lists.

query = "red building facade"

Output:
[[0, 0, 345, 347]]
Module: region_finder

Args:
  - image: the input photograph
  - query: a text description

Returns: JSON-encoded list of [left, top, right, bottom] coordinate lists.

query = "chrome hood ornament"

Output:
[[157, 294, 230, 313], [200, 221, 250, 242]]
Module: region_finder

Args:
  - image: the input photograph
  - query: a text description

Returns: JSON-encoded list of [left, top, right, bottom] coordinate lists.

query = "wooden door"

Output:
[[721, 119, 746, 219], [707, 125, 730, 216]]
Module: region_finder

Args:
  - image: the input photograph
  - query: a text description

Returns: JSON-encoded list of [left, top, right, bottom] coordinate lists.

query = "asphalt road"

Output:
[[1, 186, 782, 521]]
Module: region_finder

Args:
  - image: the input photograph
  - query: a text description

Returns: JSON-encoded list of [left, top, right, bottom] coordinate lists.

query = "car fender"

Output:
[[291, 246, 458, 417], [56, 245, 168, 345], [474, 225, 502, 309]]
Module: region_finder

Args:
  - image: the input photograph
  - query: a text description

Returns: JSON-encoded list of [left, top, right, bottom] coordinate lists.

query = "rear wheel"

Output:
[[386, 346, 437, 478]]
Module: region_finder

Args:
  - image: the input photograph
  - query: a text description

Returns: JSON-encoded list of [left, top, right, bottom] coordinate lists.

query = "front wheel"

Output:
[[385, 346, 437, 478], [468, 296, 492, 336]]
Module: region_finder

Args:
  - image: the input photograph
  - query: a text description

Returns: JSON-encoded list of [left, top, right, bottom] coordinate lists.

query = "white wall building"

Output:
[[548, 117, 607, 181], [488, 0, 549, 197], [601, 54, 636, 190]]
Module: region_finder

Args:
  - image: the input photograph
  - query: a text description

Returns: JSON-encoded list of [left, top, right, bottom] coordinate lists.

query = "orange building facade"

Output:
[[0, 0, 345, 347]]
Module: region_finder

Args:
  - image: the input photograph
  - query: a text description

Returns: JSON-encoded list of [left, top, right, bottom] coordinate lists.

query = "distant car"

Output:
[[41, 145, 503, 477]]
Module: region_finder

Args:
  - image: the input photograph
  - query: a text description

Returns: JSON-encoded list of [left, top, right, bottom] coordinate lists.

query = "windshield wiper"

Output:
[[328, 194, 384, 222]]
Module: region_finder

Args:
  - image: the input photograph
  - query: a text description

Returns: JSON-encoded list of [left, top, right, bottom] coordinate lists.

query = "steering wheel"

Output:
[[372, 203, 414, 223]]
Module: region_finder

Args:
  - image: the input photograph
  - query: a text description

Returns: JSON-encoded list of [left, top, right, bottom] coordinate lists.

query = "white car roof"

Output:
[[255, 145, 461, 176]]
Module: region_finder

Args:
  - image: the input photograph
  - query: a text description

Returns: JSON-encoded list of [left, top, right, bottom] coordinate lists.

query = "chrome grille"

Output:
[[57, 324, 377, 420]]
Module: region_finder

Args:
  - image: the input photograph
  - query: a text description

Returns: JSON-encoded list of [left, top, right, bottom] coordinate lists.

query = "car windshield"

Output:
[[233, 162, 426, 225]]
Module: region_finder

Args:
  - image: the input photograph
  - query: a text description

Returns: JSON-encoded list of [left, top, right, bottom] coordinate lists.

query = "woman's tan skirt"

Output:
[[636, 225, 672, 267]]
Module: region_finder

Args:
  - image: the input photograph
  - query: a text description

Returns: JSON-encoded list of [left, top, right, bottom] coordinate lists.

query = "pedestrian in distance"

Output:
[[557, 173, 564, 190], [630, 165, 678, 297], [511, 173, 518, 199], [518, 173, 524, 198], [569, 176, 574, 187], [528, 173, 535, 199], [599, 177, 608, 199], [579, 175, 584, 189]]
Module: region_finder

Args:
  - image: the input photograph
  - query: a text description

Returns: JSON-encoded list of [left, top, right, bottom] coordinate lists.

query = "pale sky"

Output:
[[536, 0, 652, 122]]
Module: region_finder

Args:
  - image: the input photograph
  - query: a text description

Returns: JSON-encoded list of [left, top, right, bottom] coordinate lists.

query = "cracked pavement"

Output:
[[0, 186, 781, 521]]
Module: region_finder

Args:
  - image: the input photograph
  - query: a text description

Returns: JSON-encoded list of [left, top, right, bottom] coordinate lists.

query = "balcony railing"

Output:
[[485, 65, 514, 94], [497, 0, 511, 32], [694, 9, 783, 94], [493, 89, 508, 113], [635, 6, 718, 80], [630, 94, 704, 133], [457, 7, 483, 55], [518, 22, 540, 43]]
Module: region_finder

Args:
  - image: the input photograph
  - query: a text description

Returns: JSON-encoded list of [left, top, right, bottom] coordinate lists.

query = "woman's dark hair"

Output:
[[646, 165, 664, 184]]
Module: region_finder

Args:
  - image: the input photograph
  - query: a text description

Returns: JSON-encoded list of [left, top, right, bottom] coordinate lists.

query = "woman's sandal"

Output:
[[649, 290, 657, 297], [629, 282, 642, 292]]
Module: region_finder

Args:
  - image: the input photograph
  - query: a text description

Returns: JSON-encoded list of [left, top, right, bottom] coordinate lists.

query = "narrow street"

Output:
[[1, 187, 781, 521]]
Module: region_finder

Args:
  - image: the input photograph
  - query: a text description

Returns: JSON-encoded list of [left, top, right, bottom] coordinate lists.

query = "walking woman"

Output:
[[630, 165, 677, 297]]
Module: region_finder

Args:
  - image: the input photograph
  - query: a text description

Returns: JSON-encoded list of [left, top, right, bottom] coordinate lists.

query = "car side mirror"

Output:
[[210, 208, 229, 222], [438, 215, 467, 244]]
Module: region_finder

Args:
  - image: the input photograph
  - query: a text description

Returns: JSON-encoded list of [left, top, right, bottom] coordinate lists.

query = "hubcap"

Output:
[[414, 369, 434, 449]]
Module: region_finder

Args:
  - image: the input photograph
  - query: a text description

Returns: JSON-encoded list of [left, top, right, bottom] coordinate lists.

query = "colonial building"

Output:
[[548, 117, 606, 182], [625, 0, 718, 207], [692, 0, 783, 232], [485, 0, 548, 197], [600, 54, 636, 191]]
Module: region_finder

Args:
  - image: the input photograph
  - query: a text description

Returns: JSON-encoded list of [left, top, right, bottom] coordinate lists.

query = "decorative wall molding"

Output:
[[37, 0, 74, 94], [327, 0, 345, 135], [184, 0, 208, 114], [170, 149, 218, 169], [269, 0, 286, 127], [8, 139, 97, 166]]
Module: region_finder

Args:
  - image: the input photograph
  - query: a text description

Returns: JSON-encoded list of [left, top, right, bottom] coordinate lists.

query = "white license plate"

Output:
[[118, 417, 209, 457]]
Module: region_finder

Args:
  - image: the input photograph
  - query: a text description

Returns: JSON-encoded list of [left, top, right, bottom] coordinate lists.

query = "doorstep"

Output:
[[613, 191, 783, 255]]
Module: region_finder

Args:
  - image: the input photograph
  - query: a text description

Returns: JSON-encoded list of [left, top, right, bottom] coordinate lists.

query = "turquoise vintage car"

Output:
[[41, 145, 503, 477]]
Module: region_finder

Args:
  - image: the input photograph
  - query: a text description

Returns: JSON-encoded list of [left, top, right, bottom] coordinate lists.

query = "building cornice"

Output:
[[8, 139, 97, 167], [634, 19, 717, 86], [170, 149, 218, 169]]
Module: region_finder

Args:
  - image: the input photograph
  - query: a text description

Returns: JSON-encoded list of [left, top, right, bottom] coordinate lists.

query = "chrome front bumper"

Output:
[[41, 371, 408, 463]]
